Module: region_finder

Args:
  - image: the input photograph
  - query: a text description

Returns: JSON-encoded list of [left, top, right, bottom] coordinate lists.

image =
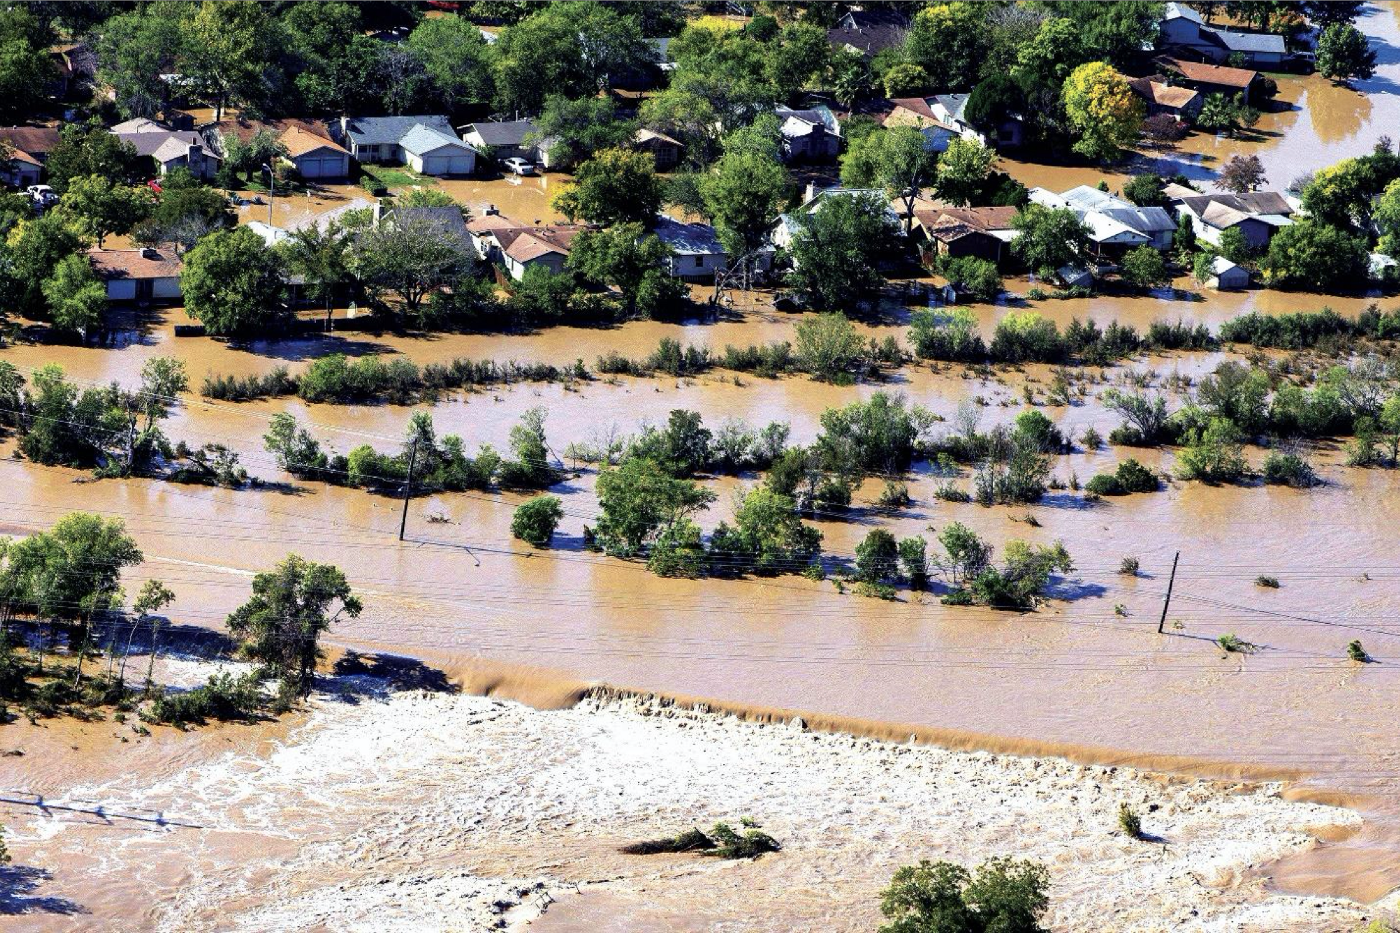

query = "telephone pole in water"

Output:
[[398, 439, 418, 542], [1157, 551, 1180, 634]]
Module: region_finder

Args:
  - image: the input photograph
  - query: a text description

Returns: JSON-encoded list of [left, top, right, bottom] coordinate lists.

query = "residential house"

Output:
[[48, 43, 96, 99], [378, 203, 472, 251], [1175, 191, 1294, 249], [772, 185, 903, 251], [914, 206, 1020, 264], [634, 128, 683, 171], [1371, 252, 1398, 284], [460, 119, 543, 165], [1158, 2, 1287, 68], [332, 115, 478, 175], [930, 94, 1024, 149], [1029, 185, 1176, 257], [1154, 56, 1265, 104], [651, 215, 774, 281], [774, 105, 841, 163], [1206, 256, 1250, 289], [207, 118, 352, 179], [1127, 77, 1203, 121], [0, 125, 61, 187], [827, 8, 911, 59], [465, 209, 585, 280], [114, 124, 220, 180], [88, 246, 183, 303], [883, 98, 961, 154]]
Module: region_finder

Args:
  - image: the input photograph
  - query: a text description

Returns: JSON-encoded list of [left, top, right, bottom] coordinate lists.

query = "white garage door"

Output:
[[300, 156, 343, 178], [446, 154, 473, 175], [421, 155, 450, 176]]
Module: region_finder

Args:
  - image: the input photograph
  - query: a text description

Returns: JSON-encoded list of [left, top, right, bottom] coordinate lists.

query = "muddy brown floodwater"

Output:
[[5, 11, 1400, 921]]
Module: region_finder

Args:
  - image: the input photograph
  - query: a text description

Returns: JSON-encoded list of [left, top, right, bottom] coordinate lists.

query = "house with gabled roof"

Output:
[[771, 185, 904, 253], [914, 206, 1020, 264], [1154, 56, 1266, 103], [460, 119, 543, 165], [206, 117, 351, 179], [332, 115, 478, 175], [88, 246, 183, 303], [774, 104, 841, 163], [827, 8, 911, 59], [634, 128, 683, 171], [465, 208, 586, 280], [1030, 186, 1176, 256], [1128, 77, 1202, 120], [883, 98, 961, 154], [1175, 191, 1294, 249], [650, 214, 773, 281], [1158, 2, 1287, 68], [113, 124, 220, 180], [0, 125, 60, 186]]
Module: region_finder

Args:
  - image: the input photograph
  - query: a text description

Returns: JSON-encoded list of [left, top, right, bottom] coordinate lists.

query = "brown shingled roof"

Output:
[[88, 247, 182, 280], [0, 126, 61, 159], [1156, 56, 1258, 89], [1127, 77, 1200, 110]]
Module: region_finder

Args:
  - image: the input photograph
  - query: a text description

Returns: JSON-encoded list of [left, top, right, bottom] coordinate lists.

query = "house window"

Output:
[[694, 255, 703, 268]]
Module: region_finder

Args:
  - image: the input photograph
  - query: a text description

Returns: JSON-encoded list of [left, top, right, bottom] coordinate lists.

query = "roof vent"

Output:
[[140, 247, 159, 260]]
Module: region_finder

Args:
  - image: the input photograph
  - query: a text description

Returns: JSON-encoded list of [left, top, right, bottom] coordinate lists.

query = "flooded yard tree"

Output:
[[181, 227, 288, 337], [567, 224, 688, 319], [226, 554, 362, 702], [352, 211, 471, 328], [553, 148, 662, 227], [593, 457, 716, 560], [511, 496, 564, 548], [785, 192, 899, 311]]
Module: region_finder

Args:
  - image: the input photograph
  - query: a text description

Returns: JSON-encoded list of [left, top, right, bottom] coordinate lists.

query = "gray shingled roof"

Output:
[[1202, 25, 1286, 54], [464, 120, 538, 147], [652, 215, 724, 255], [400, 124, 476, 157], [343, 114, 455, 147]]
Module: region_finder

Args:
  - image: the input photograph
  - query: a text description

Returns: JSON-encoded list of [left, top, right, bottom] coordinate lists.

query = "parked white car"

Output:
[[502, 157, 536, 176], [26, 184, 57, 207]]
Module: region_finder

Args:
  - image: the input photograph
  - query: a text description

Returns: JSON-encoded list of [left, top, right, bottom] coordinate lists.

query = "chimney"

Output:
[[804, 181, 818, 203], [485, 204, 499, 216]]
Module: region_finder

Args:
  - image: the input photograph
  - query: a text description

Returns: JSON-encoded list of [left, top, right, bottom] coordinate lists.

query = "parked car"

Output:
[[26, 184, 57, 208], [502, 157, 536, 176]]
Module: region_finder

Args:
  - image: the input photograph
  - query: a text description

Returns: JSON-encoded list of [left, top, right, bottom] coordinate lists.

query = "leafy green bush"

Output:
[[1118, 803, 1143, 840], [1262, 451, 1319, 488], [511, 496, 564, 547], [989, 311, 1064, 363], [1087, 458, 1160, 495], [144, 672, 262, 726], [1255, 575, 1280, 588], [909, 307, 987, 362], [879, 857, 1049, 933], [1348, 640, 1369, 662]]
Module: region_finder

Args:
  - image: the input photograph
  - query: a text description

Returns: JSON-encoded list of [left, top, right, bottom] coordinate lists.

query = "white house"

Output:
[[774, 105, 841, 162], [1158, 2, 1287, 68], [398, 124, 477, 175], [332, 115, 478, 175], [1207, 256, 1250, 289], [88, 247, 182, 303], [651, 215, 774, 280], [1176, 192, 1294, 249], [465, 210, 585, 280], [1029, 186, 1176, 254]]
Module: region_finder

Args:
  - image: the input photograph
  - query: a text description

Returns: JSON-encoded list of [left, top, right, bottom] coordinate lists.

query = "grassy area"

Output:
[[361, 163, 439, 190]]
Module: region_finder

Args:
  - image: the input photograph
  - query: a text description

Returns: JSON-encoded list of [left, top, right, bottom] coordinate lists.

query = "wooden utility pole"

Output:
[[399, 439, 419, 542], [1157, 551, 1180, 634]]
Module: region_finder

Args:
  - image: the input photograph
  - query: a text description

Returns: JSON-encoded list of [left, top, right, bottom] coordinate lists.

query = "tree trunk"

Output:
[[117, 616, 142, 684], [145, 623, 161, 688]]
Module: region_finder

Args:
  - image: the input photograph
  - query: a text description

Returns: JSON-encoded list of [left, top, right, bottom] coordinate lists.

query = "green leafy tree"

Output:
[[220, 128, 289, 185], [1316, 22, 1376, 83], [696, 148, 791, 273], [40, 254, 107, 337], [1013, 16, 1087, 90], [883, 63, 931, 98], [593, 457, 716, 558], [817, 392, 936, 475], [553, 147, 661, 226], [840, 125, 935, 231], [1301, 157, 1386, 232], [1196, 93, 1261, 137], [1119, 245, 1170, 291], [6, 212, 87, 317], [569, 224, 687, 319], [511, 495, 564, 547], [181, 227, 288, 338], [186, 0, 280, 120], [1121, 174, 1167, 207], [1062, 61, 1143, 162], [934, 138, 998, 209], [43, 122, 144, 194], [97, 5, 192, 118], [130, 578, 177, 686], [528, 95, 636, 170], [905, 3, 989, 93], [707, 486, 820, 576], [795, 312, 865, 383], [1378, 178, 1400, 258], [226, 555, 362, 700], [1174, 416, 1248, 483], [0, 8, 56, 121], [1010, 204, 1092, 278], [352, 210, 470, 325], [493, 2, 651, 113], [879, 857, 1050, 933], [855, 528, 899, 584], [1218, 154, 1267, 195], [767, 22, 830, 100], [1262, 220, 1370, 291], [785, 193, 899, 311], [279, 219, 353, 329], [55, 175, 151, 248], [406, 13, 496, 111], [938, 256, 1002, 301]]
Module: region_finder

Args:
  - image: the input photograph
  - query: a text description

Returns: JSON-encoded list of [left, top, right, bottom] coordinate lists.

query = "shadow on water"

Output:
[[230, 335, 393, 362], [328, 651, 458, 696], [0, 865, 87, 917]]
